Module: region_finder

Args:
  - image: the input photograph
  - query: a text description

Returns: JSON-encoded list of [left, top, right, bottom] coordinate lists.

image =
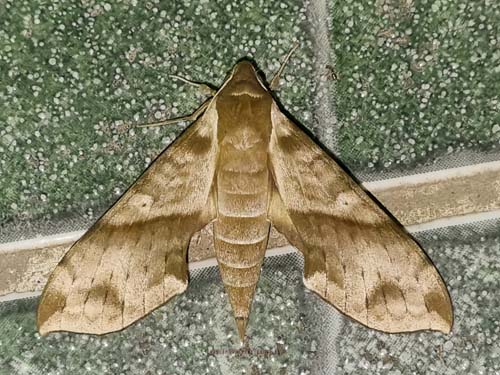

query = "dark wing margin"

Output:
[[37, 104, 219, 335], [267, 101, 453, 333]]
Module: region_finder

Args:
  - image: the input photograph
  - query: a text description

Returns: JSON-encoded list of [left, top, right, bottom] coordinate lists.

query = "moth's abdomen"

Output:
[[215, 213, 269, 273], [214, 145, 270, 339]]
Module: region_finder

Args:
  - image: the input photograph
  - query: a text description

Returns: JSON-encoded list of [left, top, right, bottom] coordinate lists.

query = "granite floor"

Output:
[[1, 0, 499, 374]]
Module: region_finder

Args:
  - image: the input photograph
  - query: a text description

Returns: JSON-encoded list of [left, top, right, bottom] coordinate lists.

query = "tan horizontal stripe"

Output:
[[1, 161, 500, 298], [368, 163, 500, 226]]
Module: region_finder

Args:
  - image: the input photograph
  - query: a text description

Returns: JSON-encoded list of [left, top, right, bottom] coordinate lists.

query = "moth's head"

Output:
[[223, 60, 267, 98], [231, 61, 258, 81]]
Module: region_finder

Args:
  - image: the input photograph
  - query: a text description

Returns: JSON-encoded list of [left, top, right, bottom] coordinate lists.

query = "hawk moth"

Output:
[[37, 51, 453, 341]]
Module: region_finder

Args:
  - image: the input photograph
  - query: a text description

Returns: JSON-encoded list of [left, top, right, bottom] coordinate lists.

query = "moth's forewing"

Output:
[[37, 103, 219, 335], [267, 101, 453, 333]]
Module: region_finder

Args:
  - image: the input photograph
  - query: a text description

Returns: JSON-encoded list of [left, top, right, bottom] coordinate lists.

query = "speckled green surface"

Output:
[[331, 0, 500, 171], [1, 1, 500, 374], [0, 255, 319, 375], [334, 221, 500, 374], [1, 222, 499, 374], [1, 0, 499, 230], [0, 0, 314, 228]]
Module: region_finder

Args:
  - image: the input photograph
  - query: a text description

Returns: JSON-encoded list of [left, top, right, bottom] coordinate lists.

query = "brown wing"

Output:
[[37, 104, 219, 335], [267, 101, 453, 333]]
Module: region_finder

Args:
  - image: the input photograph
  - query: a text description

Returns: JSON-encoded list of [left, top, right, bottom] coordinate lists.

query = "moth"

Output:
[[37, 47, 453, 341]]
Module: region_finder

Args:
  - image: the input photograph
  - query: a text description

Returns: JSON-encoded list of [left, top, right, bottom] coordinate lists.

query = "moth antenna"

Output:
[[170, 74, 217, 96], [269, 41, 299, 90], [136, 98, 211, 128]]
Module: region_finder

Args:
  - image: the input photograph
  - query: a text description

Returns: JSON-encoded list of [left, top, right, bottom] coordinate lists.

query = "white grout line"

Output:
[[405, 208, 500, 233], [0, 160, 499, 254], [187, 257, 218, 271], [307, 0, 338, 152], [0, 291, 41, 302], [364, 160, 500, 191], [0, 230, 85, 254]]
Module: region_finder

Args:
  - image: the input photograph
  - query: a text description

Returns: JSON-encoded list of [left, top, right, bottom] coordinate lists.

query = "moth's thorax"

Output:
[[215, 93, 271, 190], [215, 93, 273, 148]]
